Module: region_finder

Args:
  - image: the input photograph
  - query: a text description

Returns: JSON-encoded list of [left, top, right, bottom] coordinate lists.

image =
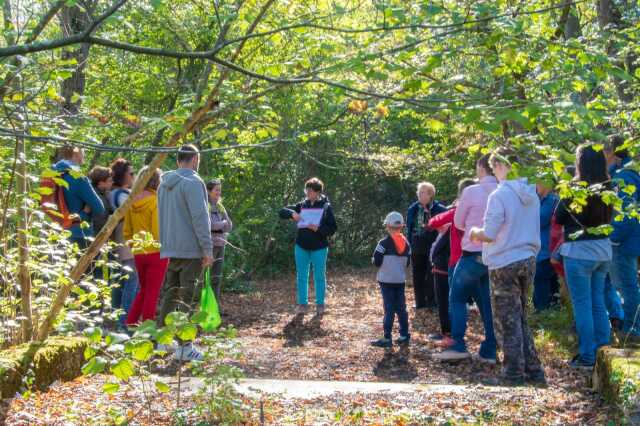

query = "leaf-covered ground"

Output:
[[3, 268, 618, 424]]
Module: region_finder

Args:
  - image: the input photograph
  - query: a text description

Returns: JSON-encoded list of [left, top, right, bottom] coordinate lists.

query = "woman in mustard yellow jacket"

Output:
[[123, 167, 167, 325]]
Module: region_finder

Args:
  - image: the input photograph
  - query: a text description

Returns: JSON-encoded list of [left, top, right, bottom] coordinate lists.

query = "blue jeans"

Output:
[[605, 275, 624, 321], [294, 245, 328, 305], [111, 258, 139, 326], [379, 283, 409, 339], [564, 257, 610, 364], [449, 254, 497, 358], [533, 259, 558, 311], [610, 246, 640, 335]]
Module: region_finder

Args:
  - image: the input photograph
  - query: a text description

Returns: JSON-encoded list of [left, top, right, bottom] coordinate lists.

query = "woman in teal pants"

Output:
[[280, 178, 337, 315]]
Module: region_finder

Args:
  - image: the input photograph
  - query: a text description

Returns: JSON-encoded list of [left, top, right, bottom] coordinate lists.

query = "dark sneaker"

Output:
[[526, 371, 547, 387], [395, 335, 410, 346], [474, 353, 497, 365], [503, 375, 525, 387], [432, 349, 471, 361], [370, 338, 392, 348], [610, 317, 624, 332], [428, 333, 444, 342], [569, 355, 594, 370]]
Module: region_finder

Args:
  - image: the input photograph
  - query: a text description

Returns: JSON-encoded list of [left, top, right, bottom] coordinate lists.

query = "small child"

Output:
[[371, 211, 412, 348]]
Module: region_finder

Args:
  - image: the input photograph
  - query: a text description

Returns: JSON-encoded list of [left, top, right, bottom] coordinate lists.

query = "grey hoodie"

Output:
[[481, 178, 541, 270], [158, 168, 213, 259]]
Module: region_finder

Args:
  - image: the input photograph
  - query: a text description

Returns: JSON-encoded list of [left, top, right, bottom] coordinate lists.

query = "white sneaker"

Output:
[[156, 342, 178, 353], [432, 349, 471, 362], [174, 343, 204, 362]]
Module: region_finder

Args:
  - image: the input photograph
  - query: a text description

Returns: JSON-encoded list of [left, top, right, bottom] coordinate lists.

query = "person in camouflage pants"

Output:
[[469, 150, 545, 385], [489, 257, 544, 382]]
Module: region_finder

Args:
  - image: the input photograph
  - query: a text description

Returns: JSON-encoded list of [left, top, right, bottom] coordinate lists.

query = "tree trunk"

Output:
[[59, 4, 92, 115], [16, 137, 33, 341]]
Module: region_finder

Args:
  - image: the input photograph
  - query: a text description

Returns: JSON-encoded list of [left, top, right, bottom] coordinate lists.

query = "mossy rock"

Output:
[[593, 346, 640, 422], [0, 336, 87, 398]]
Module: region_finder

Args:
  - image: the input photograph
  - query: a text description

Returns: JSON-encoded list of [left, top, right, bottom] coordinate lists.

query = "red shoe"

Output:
[[436, 335, 454, 349]]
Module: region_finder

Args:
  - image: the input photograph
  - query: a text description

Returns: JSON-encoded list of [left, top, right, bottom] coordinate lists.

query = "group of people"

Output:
[[50, 144, 231, 361], [262, 138, 640, 386], [47, 137, 640, 378], [362, 140, 640, 385]]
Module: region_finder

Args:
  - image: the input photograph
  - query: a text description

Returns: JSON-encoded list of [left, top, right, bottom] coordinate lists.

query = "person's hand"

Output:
[[308, 224, 318, 232], [83, 205, 91, 214], [469, 227, 481, 243], [291, 212, 301, 222], [202, 256, 214, 267], [550, 257, 560, 265]]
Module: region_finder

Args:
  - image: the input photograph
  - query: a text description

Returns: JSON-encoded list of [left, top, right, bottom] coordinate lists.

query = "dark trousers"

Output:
[[379, 283, 409, 339], [533, 259, 558, 311], [412, 251, 436, 308], [434, 272, 451, 335], [157, 258, 203, 327]]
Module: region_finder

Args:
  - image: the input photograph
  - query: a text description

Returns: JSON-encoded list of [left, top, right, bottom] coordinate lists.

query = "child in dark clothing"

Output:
[[371, 211, 412, 348], [430, 226, 452, 343]]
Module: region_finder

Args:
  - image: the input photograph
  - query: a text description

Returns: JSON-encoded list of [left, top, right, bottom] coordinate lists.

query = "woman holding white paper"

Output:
[[279, 177, 337, 315]]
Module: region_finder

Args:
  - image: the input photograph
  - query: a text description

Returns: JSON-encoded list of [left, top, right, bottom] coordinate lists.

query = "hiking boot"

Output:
[[432, 349, 471, 362], [569, 355, 594, 370], [395, 335, 410, 346], [316, 304, 326, 316], [370, 338, 392, 348], [174, 343, 204, 362], [295, 304, 308, 315], [474, 353, 497, 365]]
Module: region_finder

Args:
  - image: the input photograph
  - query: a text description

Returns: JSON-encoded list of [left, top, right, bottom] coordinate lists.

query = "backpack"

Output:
[[40, 170, 79, 229], [430, 227, 451, 271]]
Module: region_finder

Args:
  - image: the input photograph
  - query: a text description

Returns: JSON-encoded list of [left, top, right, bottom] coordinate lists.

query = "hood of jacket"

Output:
[[53, 159, 79, 173], [503, 178, 537, 206], [131, 191, 157, 212], [302, 195, 330, 208], [161, 168, 198, 191]]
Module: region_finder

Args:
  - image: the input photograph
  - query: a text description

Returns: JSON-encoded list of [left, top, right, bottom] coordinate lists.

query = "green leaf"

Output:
[[130, 340, 154, 362], [84, 326, 103, 344], [165, 311, 187, 326], [151, 0, 162, 9], [176, 323, 197, 341], [82, 356, 107, 375], [190, 310, 208, 324], [156, 327, 176, 345], [155, 381, 170, 393], [425, 118, 445, 132], [103, 382, 120, 394], [111, 358, 135, 381], [213, 129, 228, 140]]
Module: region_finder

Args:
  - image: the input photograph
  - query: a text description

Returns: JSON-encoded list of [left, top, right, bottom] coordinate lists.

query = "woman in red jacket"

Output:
[[428, 178, 475, 347]]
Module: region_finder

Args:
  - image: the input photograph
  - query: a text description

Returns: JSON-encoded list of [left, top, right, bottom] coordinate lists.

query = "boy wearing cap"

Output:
[[371, 211, 412, 347]]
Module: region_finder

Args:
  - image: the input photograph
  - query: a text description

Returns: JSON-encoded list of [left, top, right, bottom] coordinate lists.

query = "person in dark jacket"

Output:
[[406, 182, 447, 313], [371, 211, 411, 348], [604, 135, 640, 342], [52, 146, 105, 247], [280, 177, 337, 316], [88, 166, 114, 235]]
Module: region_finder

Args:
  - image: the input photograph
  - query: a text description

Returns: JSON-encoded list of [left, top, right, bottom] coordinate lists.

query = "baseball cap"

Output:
[[383, 211, 404, 226]]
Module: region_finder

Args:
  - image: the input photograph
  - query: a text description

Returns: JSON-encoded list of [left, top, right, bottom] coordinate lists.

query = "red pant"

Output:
[[126, 252, 169, 325]]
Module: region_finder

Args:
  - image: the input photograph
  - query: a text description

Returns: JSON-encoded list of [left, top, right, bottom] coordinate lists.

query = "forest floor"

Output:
[[4, 268, 619, 425]]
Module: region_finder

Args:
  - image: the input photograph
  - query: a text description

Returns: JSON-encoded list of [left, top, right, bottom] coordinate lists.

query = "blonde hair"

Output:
[[416, 182, 436, 196]]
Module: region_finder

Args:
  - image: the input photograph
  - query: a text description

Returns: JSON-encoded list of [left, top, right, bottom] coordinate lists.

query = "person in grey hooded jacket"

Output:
[[157, 144, 213, 361], [469, 151, 545, 386]]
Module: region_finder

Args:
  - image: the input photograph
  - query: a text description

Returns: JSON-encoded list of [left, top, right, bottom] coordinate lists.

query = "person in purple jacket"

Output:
[[207, 179, 233, 303]]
